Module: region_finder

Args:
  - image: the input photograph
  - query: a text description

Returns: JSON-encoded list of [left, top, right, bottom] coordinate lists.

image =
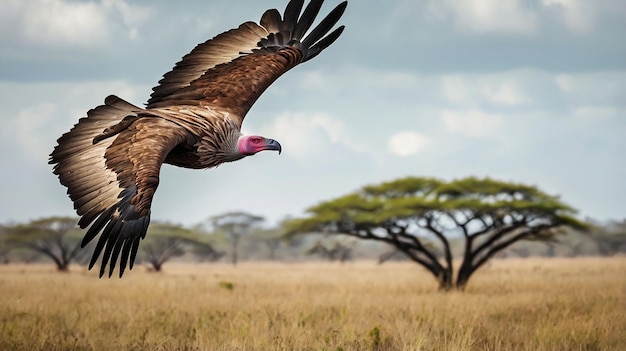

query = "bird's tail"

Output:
[[259, 0, 347, 62]]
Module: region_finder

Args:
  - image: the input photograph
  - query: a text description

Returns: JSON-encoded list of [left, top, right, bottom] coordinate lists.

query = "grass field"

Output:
[[1, 258, 625, 351]]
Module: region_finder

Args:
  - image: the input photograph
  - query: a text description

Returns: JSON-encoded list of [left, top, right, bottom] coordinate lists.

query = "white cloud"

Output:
[[442, 73, 530, 106], [102, 0, 153, 40], [437, 0, 539, 35], [441, 109, 503, 137], [299, 71, 328, 91], [441, 75, 472, 105], [387, 131, 431, 157], [21, 0, 108, 47], [298, 69, 422, 93], [542, 0, 594, 33], [381, 72, 419, 89], [0, 80, 149, 164], [554, 72, 626, 105], [258, 112, 370, 159], [483, 83, 529, 106], [11, 103, 59, 163], [572, 106, 620, 120], [0, 0, 152, 49], [555, 74, 576, 92], [419, 0, 624, 36]]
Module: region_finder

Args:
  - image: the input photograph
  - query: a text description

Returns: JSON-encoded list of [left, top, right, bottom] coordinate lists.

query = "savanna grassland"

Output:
[[1, 258, 625, 351]]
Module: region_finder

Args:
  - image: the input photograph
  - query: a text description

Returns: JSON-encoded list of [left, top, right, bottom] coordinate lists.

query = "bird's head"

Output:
[[237, 135, 282, 156]]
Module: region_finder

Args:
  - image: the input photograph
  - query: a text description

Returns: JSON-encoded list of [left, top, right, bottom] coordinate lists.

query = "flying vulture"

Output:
[[49, 0, 348, 278]]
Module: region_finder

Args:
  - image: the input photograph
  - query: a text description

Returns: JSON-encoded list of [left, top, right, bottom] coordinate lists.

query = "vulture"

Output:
[[49, 0, 348, 278]]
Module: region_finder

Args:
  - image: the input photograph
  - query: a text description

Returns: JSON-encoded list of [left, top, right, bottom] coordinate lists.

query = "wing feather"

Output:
[[146, 0, 348, 124], [50, 0, 348, 278], [260, 9, 282, 33], [50, 97, 190, 277], [293, 0, 324, 40], [283, 0, 304, 34], [301, 1, 347, 50], [147, 22, 269, 106]]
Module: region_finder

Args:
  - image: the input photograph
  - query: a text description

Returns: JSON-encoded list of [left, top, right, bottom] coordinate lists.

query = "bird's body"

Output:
[[49, 0, 348, 277]]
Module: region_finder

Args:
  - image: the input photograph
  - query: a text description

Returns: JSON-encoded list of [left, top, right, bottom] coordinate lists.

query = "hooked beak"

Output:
[[265, 138, 282, 155]]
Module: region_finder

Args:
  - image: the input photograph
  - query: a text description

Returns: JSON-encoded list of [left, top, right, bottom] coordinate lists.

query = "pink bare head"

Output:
[[237, 135, 282, 156]]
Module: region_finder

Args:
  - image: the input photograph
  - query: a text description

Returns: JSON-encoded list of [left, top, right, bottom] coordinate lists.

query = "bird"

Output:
[[49, 0, 348, 278]]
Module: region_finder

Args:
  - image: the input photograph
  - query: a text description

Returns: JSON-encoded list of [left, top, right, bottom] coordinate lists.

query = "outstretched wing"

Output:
[[49, 96, 190, 277], [146, 0, 347, 123]]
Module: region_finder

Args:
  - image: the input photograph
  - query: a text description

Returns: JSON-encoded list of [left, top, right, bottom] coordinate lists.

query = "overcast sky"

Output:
[[0, 0, 624, 227]]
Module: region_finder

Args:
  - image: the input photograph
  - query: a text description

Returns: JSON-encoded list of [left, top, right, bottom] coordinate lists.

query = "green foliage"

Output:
[[140, 221, 222, 270], [287, 176, 588, 290], [5, 217, 83, 242], [218, 281, 234, 291], [209, 211, 265, 265], [143, 222, 209, 244], [3, 217, 84, 270], [290, 176, 585, 234], [363, 176, 442, 198], [367, 326, 381, 350], [210, 211, 265, 235]]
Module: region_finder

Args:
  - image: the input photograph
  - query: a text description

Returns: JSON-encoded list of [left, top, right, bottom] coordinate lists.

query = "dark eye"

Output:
[[251, 137, 262, 143]]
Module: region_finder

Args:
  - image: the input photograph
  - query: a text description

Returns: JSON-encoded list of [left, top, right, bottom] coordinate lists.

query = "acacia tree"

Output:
[[210, 212, 264, 265], [288, 177, 586, 290], [140, 222, 220, 272], [5, 217, 85, 271], [306, 239, 355, 262], [250, 225, 288, 260]]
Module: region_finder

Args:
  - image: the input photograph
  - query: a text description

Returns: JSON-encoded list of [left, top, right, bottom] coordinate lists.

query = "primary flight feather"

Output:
[[49, 0, 348, 278]]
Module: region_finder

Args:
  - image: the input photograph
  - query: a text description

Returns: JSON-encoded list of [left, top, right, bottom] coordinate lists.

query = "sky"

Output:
[[0, 0, 624, 228]]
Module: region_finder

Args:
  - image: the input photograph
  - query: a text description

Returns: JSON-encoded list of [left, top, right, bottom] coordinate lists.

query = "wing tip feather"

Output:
[[88, 214, 150, 278]]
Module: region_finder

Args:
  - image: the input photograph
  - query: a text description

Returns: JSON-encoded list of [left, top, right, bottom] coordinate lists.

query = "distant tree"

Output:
[[588, 219, 626, 256], [287, 176, 587, 291], [377, 248, 407, 264], [4, 217, 85, 271], [191, 242, 226, 263], [264, 236, 282, 260], [0, 225, 11, 263], [210, 212, 264, 265], [250, 226, 288, 260], [306, 239, 354, 262], [140, 222, 220, 272]]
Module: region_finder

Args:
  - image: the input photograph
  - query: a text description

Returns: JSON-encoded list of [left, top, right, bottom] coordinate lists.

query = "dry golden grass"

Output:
[[1, 258, 625, 351]]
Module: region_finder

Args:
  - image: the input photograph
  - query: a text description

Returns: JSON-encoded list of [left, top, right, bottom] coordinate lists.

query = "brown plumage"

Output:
[[49, 0, 348, 278]]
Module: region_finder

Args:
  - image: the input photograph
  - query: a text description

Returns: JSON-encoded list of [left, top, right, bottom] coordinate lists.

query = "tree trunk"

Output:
[[456, 257, 475, 290], [265, 238, 280, 260], [231, 235, 239, 266], [436, 269, 454, 291], [151, 261, 162, 272], [56, 262, 70, 272], [456, 270, 471, 291], [438, 270, 454, 291]]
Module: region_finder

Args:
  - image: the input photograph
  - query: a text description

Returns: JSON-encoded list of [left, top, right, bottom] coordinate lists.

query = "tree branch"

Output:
[[471, 221, 527, 258], [339, 227, 444, 278], [472, 223, 561, 272], [20, 241, 64, 269], [424, 215, 453, 274]]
